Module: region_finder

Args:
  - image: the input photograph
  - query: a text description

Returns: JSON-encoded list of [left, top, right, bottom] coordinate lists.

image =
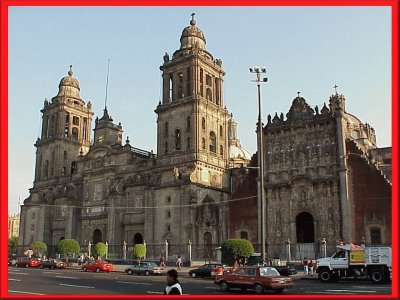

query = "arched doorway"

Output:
[[133, 232, 143, 245], [296, 212, 315, 243], [204, 232, 212, 259], [93, 229, 102, 244]]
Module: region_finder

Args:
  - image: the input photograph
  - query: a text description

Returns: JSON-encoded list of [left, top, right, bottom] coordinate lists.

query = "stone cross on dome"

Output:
[[333, 84, 339, 94], [191, 13, 196, 25]]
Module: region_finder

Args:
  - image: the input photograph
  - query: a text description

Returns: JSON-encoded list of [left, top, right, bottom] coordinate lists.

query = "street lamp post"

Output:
[[249, 66, 268, 262]]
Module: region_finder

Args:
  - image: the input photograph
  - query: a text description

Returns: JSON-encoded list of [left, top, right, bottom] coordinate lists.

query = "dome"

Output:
[[56, 65, 81, 99], [180, 13, 206, 50], [229, 144, 252, 161]]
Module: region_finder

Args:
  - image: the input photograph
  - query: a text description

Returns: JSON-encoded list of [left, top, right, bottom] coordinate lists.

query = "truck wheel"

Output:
[[370, 269, 384, 284], [220, 281, 229, 292], [319, 270, 332, 282]]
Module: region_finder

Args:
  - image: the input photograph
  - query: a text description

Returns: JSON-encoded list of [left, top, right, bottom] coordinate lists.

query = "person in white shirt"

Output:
[[164, 269, 182, 295]]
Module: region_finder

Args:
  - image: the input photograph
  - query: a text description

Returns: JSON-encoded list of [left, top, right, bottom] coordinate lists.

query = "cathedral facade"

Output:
[[18, 15, 251, 259], [229, 92, 392, 259]]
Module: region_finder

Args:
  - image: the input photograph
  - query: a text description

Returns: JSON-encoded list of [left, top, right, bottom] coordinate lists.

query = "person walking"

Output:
[[176, 255, 182, 270], [160, 255, 166, 268], [302, 257, 308, 275], [308, 259, 314, 276], [163, 269, 182, 295]]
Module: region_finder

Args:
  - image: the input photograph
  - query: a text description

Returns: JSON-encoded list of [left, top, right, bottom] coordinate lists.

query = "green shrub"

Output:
[[30, 241, 47, 256], [132, 244, 146, 262], [94, 242, 107, 258], [221, 239, 254, 266], [56, 239, 80, 257]]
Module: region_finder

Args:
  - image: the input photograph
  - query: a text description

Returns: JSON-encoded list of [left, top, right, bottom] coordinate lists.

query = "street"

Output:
[[8, 266, 392, 296]]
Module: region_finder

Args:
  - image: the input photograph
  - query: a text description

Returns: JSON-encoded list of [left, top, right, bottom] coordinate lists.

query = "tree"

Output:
[[8, 236, 19, 256], [56, 239, 80, 260], [30, 241, 47, 257], [221, 239, 254, 266], [132, 244, 146, 262], [94, 242, 107, 259]]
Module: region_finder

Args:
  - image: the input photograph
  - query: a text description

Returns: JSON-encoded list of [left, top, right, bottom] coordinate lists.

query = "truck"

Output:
[[316, 243, 391, 284]]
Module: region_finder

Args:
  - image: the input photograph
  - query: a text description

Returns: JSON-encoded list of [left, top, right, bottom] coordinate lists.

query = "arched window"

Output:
[[164, 141, 168, 154], [202, 138, 206, 150], [219, 145, 224, 156], [71, 161, 77, 175], [175, 129, 181, 150], [202, 117, 206, 130], [209, 132, 216, 153], [206, 88, 213, 102], [240, 231, 248, 240], [370, 227, 382, 245], [219, 125, 223, 138], [204, 232, 213, 259], [44, 160, 49, 178], [187, 137, 190, 151], [72, 127, 79, 139]]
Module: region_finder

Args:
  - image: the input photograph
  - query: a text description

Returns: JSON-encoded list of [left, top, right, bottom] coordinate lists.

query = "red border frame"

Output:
[[1, 1, 398, 299]]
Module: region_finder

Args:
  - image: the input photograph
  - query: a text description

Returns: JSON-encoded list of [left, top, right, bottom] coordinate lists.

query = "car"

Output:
[[124, 261, 140, 275], [246, 260, 296, 276], [214, 266, 294, 294], [188, 263, 227, 278], [15, 257, 40, 268], [127, 261, 164, 276], [8, 257, 17, 266], [82, 260, 113, 272], [39, 259, 66, 269]]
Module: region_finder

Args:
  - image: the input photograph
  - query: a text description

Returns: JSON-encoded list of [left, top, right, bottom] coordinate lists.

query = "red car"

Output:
[[82, 260, 113, 272], [15, 257, 40, 268], [214, 266, 294, 294]]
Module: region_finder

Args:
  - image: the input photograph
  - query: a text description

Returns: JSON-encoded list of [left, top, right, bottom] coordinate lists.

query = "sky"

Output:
[[7, 5, 392, 215]]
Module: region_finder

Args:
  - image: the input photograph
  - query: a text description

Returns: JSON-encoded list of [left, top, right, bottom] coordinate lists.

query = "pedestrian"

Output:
[[308, 259, 314, 276], [176, 256, 182, 270], [160, 255, 166, 268], [164, 269, 182, 295], [302, 257, 308, 275]]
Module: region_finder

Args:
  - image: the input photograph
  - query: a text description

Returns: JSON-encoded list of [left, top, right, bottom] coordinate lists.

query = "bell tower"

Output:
[[155, 14, 229, 174], [34, 66, 94, 181]]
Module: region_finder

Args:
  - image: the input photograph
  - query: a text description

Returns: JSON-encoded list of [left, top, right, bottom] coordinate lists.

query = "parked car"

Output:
[[39, 259, 66, 269], [15, 257, 40, 268], [214, 266, 294, 294], [211, 265, 234, 279], [8, 257, 17, 266], [246, 260, 297, 276], [82, 260, 113, 272], [127, 261, 164, 276], [124, 261, 140, 275], [189, 263, 227, 278]]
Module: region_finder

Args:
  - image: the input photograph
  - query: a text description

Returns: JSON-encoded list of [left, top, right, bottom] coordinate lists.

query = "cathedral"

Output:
[[19, 14, 391, 261], [18, 14, 251, 259]]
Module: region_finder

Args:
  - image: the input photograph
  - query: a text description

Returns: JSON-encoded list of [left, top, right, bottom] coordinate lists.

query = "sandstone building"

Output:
[[19, 15, 251, 259], [19, 15, 391, 261]]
